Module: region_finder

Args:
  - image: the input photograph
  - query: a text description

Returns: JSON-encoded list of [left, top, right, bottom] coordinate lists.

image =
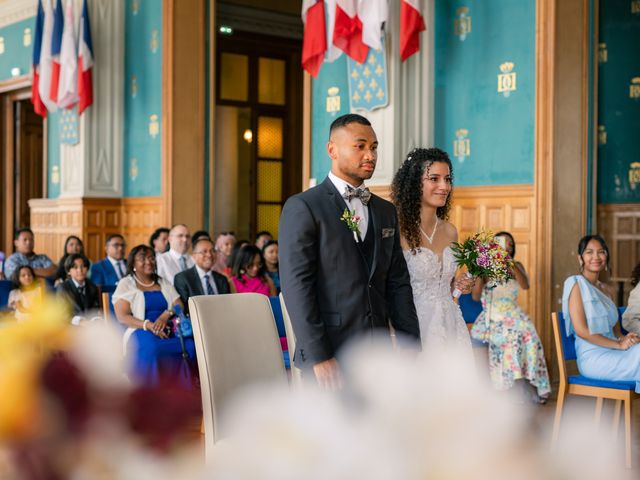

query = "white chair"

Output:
[[189, 293, 287, 462], [279, 292, 302, 386]]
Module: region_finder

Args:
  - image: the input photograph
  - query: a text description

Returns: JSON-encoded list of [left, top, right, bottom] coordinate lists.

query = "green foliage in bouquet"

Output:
[[450, 230, 515, 287]]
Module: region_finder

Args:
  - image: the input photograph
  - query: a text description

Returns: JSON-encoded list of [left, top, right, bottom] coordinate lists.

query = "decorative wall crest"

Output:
[[454, 7, 471, 41], [598, 43, 607, 63], [149, 114, 159, 138], [629, 162, 640, 189], [23, 28, 31, 47], [453, 128, 470, 162], [326, 87, 341, 114], [598, 125, 607, 145], [498, 62, 517, 97], [630, 77, 640, 99]]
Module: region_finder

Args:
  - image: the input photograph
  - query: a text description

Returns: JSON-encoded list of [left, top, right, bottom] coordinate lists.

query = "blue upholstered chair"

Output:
[[459, 293, 482, 325], [269, 296, 290, 369], [551, 311, 638, 468], [0, 280, 12, 310]]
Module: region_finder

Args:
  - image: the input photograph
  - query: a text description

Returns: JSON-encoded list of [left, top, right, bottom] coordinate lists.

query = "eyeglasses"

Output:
[[193, 249, 216, 256]]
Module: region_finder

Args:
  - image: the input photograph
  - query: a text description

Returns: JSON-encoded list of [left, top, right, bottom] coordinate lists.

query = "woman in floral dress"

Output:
[[470, 231, 550, 402]]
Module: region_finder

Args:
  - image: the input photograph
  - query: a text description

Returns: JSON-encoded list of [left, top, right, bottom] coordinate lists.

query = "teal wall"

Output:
[[47, 111, 61, 198], [311, 55, 350, 182], [597, 0, 640, 204], [0, 18, 33, 81], [124, 0, 163, 197], [434, 0, 536, 186]]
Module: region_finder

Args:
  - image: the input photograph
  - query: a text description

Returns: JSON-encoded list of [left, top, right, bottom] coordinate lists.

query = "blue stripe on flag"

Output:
[[32, 0, 44, 66], [51, 0, 64, 56]]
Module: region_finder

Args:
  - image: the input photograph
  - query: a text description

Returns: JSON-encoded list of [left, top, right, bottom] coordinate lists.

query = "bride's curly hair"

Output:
[[391, 148, 454, 252]]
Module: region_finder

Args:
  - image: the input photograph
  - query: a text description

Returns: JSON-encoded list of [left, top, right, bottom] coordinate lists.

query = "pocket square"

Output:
[[382, 228, 395, 238]]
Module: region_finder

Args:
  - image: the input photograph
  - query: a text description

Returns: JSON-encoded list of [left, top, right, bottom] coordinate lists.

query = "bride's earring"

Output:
[[579, 262, 584, 273]]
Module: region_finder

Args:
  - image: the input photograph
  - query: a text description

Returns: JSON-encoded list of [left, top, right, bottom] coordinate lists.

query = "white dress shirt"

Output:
[[195, 265, 218, 295], [157, 249, 195, 284], [107, 256, 127, 280], [328, 171, 369, 239]]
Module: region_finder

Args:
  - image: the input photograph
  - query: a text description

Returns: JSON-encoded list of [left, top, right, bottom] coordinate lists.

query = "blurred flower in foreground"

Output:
[[210, 336, 624, 480]]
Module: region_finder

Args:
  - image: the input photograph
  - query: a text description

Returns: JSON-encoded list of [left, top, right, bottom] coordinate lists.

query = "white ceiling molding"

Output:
[[0, 0, 38, 29], [217, 2, 302, 40]]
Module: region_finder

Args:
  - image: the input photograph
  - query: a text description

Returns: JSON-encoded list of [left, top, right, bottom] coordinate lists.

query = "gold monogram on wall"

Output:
[[148, 114, 159, 138], [498, 62, 517, 97], [630, 77, 640, 99], [454, 7, 471, 41], [598, 43, 607, 64], [632, 0, 640, 14], [131, 75, 138, 98], [326, 87, 341, 113], [453, 129, 470, 163], [0, 38, 5, 55], [132, 0, 139, 15], [150, 30, 159, 53], [130, 159, 139, 180], [629, 162, 640, 189], [51, 165, 60, 184], [23, 28, 32, 47], [598, 125, 607, 145]]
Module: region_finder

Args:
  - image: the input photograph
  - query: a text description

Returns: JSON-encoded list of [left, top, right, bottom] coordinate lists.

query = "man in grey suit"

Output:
[[279, 114, 420, 389], [174, 237, 231, 315]]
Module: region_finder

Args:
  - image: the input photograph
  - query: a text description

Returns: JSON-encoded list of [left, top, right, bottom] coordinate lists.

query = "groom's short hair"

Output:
[[329, 113, 371, 137]]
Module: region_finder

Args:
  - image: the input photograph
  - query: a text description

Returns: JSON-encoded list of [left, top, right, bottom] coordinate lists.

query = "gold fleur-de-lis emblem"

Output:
[[368, 54, 377, 65], [369, 78, 378, 90], [376, 89, 384, 99], [358, 80, 365, 91], [351, 69, 359, 79], [352, 91, 361, 102], [23, 28, 32, 47], [363, 66, 371, 78], [375, 64, 384, 76], [149, 114, 159, 138], [130, 159, 139, 180], [364, 90, 372, 102], [150, 30, 159, 53]]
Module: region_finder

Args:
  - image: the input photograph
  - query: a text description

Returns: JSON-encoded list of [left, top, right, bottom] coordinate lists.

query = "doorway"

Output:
[[1, 90, 45, 255], [214, 30, 302, 241]]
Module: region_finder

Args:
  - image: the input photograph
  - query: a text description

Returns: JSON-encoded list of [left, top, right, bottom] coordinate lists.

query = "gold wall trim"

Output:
[[29, 197, 163, 262]]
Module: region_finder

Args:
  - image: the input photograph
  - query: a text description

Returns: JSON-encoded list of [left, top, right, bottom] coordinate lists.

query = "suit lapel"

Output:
[[368, 196, 380, 281], [188, 268, 205, 295], [322, 178, 362, 248]]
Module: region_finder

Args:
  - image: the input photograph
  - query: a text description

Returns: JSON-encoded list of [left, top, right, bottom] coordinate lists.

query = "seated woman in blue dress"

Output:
[[113, 244, 196, 387], [563, 234, 640, 392]]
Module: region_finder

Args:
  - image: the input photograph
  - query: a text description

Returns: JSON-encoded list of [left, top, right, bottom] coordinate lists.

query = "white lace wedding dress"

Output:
[[403, 246, 472, 351]]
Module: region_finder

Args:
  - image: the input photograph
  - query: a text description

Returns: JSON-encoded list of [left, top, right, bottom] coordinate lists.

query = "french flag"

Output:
[[31, 0, 46, 117], [301, 0, 326, 77], [48, 0, 64, 103], [38, 0, 58, 113], [57, 0, 79, 108], [77, 0, 94, 114], [332, 0, 368, 64], [400, 0, 426, 61]]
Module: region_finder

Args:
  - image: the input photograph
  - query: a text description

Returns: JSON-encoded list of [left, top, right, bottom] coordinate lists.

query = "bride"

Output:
[[391, 147, 474, 351]]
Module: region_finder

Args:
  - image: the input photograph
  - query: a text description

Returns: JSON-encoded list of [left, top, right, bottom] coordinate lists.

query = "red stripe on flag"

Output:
[[31, 70, 47, 117], [332, 5, 368, 64], [49, 61, 60, 102], [302, 1, 326, 77], [77, 57, 93, 114], [400, 0, 426, 62]]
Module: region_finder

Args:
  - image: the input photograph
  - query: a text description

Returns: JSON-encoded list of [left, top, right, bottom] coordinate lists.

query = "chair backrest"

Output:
[[458, 293, 483, 324], [189, 293, 287, 461], [551, 311, 571, 387], [279, 293, 302, 385], [0, 280, 12, 309]]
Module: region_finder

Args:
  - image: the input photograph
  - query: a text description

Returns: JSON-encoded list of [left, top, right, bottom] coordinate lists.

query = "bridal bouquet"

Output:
[[450, 230, 515, 296]]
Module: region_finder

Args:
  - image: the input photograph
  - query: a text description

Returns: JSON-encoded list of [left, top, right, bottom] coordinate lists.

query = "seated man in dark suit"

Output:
[[90, 234, 127, 287], [174, 237, 231, 314], [58, 253, 100, 324]]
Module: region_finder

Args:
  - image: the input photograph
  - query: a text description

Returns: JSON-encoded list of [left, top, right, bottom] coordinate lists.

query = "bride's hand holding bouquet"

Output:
[[450, 230, 515, 298]]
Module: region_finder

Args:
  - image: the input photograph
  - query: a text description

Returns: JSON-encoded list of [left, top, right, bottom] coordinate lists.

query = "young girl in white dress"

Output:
[[391, 148, 474, 351]]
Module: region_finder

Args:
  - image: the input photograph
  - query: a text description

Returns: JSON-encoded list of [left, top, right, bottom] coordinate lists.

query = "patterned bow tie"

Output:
[[343, 186, 371, 206]]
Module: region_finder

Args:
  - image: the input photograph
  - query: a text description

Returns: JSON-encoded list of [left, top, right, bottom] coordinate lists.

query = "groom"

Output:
[[279, 114, 420, 389]]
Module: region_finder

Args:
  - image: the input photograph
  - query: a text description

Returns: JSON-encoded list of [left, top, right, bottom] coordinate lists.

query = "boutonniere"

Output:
[[341, 208, 361, 240]]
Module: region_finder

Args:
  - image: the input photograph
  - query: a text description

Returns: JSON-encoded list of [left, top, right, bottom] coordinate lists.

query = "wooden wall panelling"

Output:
[[30, 197, 163, 263]]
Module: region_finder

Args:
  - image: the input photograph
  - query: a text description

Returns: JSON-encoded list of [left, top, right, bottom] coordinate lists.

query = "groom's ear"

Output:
[[327, 140, 337, 160]]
